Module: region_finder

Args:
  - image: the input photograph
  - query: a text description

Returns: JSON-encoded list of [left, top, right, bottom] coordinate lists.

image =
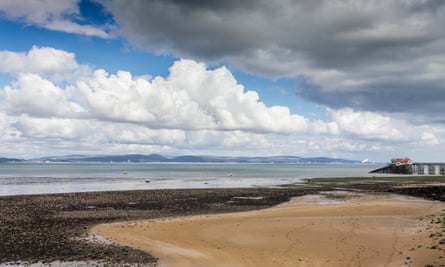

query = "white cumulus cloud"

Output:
[[421, 132, 440, 145], [0, 47, 313, 157], [0, 46, 91, 83], [328, 108, 404, 141], [3, 73, 84, 117], [71, 59, 309, 133], [1, 47, 444, 160]]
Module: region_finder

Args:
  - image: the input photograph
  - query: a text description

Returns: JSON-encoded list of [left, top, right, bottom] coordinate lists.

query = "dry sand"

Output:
[[92, 193, 445, 267]]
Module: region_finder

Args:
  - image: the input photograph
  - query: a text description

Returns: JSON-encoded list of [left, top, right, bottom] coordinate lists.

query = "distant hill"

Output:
[[34, 154, 360, 164], [37, 154, 168, 163], [0, 157, 23, 163]]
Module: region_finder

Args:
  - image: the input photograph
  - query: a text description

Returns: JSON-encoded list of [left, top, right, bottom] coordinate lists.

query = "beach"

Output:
[[0, 188, 318, 266], [0, 184, 444, 266], [93, 193, 445, 267]]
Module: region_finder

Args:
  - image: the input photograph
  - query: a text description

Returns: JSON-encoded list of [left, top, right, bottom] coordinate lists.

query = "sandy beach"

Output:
[[93, 193, 445, 267]]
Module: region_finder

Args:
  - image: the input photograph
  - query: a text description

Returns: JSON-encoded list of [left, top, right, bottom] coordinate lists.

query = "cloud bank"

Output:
[[98, 0, 445, 122], [1, 47, 308, 133], [1, 1, 444, 159], [0, 47, 442, 159]]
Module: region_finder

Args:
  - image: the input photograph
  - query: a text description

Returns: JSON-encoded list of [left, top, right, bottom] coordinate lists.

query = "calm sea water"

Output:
[[0, 163, 380, 196]]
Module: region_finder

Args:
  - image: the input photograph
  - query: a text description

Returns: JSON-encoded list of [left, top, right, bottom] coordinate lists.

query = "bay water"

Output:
[[0, 162, 380, 196]]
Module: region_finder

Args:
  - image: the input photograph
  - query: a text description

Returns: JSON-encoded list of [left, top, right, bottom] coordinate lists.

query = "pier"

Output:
[[370, 158, 445, 175], [411, 163, 445, 175]]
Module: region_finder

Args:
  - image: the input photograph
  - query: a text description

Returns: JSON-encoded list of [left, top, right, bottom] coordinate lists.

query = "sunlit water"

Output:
[[0, 163, 380, 196]]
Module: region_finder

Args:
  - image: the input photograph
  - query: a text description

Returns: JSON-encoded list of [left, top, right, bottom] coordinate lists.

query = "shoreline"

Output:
[[0, 183, 444, 266]]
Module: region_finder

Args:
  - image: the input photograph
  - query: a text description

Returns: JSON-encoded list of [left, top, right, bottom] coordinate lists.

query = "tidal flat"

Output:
[[0, 177, 444, 266]]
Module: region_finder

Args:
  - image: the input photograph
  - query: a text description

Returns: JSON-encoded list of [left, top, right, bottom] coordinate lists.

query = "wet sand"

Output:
[[93, 193, 445, 267]]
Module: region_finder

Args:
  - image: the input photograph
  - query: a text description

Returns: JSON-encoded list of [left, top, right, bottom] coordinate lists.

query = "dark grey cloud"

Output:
[[98, 0, 445, 122], [297, 78, 445, 119], [99, 0, 265, 59]]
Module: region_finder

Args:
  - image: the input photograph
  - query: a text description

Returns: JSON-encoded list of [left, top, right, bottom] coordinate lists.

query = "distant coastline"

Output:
[[1, 154, 366, 164], [0, 157, 23, 163]]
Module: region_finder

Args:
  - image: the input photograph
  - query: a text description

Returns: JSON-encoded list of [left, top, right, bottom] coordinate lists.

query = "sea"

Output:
[[0, 162, 381, 196]]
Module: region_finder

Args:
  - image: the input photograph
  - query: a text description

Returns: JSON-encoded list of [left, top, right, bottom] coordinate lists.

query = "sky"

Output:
[[0, 0, 444, 162]]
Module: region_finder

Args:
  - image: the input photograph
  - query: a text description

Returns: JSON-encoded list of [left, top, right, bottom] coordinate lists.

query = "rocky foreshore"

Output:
[[0, 184, 443, 266]]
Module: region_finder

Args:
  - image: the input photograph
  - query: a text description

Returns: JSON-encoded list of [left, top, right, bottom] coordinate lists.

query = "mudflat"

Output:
[[93, 193, 445, 267]]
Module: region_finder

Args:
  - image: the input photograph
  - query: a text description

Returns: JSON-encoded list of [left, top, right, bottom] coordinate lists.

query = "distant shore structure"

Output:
[[370, 158, 445, 175]]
